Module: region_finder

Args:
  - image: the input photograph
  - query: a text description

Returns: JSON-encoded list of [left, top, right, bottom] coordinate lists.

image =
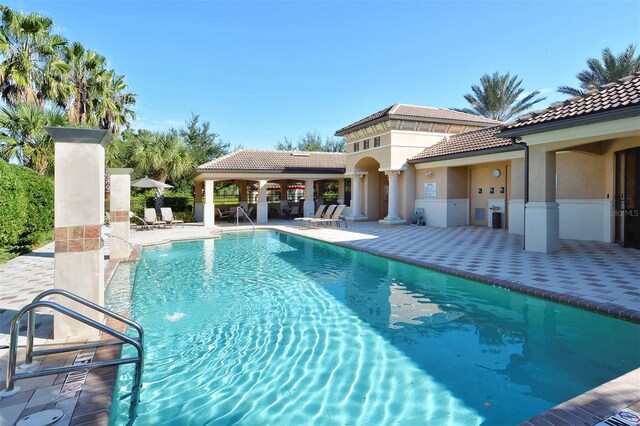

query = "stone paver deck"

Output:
[[1, 221, 639, 425]]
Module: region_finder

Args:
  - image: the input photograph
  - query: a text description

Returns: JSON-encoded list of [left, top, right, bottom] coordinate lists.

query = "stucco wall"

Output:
[[556, 151, 605, 199]]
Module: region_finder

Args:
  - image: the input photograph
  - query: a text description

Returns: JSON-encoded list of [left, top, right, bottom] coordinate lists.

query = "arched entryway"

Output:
[[354, 157, 387, 220]]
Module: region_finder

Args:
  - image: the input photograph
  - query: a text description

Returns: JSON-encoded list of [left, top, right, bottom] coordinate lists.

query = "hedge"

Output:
[[0, 160, 53, 251]]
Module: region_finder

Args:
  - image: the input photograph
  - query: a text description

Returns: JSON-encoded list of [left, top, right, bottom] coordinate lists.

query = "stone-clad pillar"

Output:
[[525, 146, 559, 253], [108, 168, 132, 259], [257, 180, 268, 224], [204, 180, 215, 228], [304, 179, 315, 217], [46, 127, 112, 339], [194, 181, 204, 222]]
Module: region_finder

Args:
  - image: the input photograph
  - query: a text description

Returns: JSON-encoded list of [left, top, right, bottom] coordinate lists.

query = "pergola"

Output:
[[190, 149, 347, 227]]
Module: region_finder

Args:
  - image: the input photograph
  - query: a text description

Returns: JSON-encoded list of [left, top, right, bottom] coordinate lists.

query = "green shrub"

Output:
[[0, 160, 27, 248], [172, 210, 194, 223], [12, 165, 54, 246]]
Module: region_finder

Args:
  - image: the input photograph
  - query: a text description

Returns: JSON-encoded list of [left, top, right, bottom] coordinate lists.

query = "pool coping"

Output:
[[70, 226, 639, 425]]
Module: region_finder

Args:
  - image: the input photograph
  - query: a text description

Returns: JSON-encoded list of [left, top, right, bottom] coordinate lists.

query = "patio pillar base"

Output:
[[345, 216, 369, 222], [303, 200, 315, 218], [525, 202, 560, 253], [257, 201, 268, 224], [379, 218, 407, 225]]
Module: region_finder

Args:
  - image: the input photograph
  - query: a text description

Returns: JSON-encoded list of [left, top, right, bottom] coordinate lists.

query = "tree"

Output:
[[62, 41, 106, 124], [455, 72, 546, 122], [0, 6, 69, 106], [558, 44, 640, 96], [93, 70, 136, 134], [0, 103, 68, 174], [126, 130, 194, 184], [275, 131, 345, 152], [180, 113, 229, 165]]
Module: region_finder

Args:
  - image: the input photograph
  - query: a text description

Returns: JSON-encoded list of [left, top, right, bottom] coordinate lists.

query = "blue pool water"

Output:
[[108, 231, 640, 425]]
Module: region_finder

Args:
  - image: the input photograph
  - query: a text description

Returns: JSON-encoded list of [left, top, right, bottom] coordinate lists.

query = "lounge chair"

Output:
[[294, 205, 325, 224], [144, 208, 167, 228], [299, 205, 336, 227], [309, 205, 346, 227], [217, 208, 230, 222], [161, 207, 184, 228]]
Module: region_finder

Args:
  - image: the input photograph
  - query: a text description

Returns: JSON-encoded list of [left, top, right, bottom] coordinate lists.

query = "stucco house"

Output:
[[191, 73, 640, 253]]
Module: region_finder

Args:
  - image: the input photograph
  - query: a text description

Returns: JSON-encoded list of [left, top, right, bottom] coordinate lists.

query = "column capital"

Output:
[[345, 171, 368, 178], [384, 170, 402, 177], [45, 127, 112, 147], [107, 168, 133, 175]]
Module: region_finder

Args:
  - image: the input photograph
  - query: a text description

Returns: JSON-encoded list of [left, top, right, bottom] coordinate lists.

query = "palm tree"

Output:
[[0, 6, 69, 106], [0, 103, 68, 174], [558, 44, 640, 96], [455, 72, 546, 122], [127, 130, 194, 184], [62, 41, 106, 124], [94, 71, 136, 134]]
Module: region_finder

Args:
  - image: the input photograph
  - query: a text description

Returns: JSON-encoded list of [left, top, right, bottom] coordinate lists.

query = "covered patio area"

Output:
[[190, 149, 348, 227]]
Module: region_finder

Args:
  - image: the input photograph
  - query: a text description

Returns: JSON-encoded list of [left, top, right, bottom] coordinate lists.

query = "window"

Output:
[[363, 139, 370, 150], [374, 136, 380, 147], [353, 142, 360, 152]]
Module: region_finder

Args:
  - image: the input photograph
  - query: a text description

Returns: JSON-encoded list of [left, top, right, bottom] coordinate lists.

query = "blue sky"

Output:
[[6, 0, 640, 149]]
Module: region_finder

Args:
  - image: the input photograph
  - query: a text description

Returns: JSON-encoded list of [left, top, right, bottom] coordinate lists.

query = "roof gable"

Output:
[[196, 149, 346, 174]]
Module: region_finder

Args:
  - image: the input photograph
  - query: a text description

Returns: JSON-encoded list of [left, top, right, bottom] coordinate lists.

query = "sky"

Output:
[[5, 0, 640, 149]]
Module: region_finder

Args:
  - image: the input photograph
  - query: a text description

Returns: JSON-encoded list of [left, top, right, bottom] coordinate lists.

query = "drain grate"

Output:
[[17, 409, 65, 425], [595, 408, 640, 426]]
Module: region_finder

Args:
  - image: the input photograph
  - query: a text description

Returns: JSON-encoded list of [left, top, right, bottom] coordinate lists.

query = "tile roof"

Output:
[[409, 126, 517, 163], [195, 149, 346, 173], [335, 103, 501, 135], [502, 73, 640, 133]]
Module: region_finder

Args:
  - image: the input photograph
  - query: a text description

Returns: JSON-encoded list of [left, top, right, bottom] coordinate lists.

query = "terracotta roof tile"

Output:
[[409, 126, 516, 163], [335, 103, 501, 135], [196, 149, 346, 173], [503, 73, 640, 132]]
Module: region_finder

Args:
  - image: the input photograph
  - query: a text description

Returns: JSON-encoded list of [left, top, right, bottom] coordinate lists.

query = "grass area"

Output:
[[0, 229, 54, 264]]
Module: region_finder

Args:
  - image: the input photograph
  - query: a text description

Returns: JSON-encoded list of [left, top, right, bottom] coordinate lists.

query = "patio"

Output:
[[1, 221, 639, 425]]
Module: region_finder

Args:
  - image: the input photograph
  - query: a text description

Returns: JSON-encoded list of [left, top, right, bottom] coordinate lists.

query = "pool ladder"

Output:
[[0, 289, 144, 422], [236, 206, 255, 231]]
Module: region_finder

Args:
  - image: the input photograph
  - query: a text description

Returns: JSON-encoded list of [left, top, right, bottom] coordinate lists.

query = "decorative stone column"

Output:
[[525, 146, 560, 253], [350, 174, 364, 218], [304, 179, 315, 217], [194, 181, 203, 222], [380, 170, 406, 225], [203, 180, 215, 228], [337, 178, 345, 205], [239, 180, 248, 211], [46, 127, 112, 339], [108, 168, 132, 259], [257, 180, 268, 224]]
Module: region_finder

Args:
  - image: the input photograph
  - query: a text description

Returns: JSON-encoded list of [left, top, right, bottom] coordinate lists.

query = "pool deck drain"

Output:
[[1, 221, 639, 425]]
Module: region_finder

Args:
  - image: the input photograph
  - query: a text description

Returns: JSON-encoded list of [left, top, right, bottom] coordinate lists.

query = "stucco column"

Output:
[[239, 180, 248, 211], [337, 178, 345, 205], [203, 180, 215, 228], [384, 170, 402, 222], [525, 146, 560, 253], [304, 179, 315, 217], [350, 174, 363, 217], [108, 168, 132, 260], [194, 181, 203, 222], [257, 180, 268, 224], [279, 180, 288, 213], [47, 127, 112, 339]]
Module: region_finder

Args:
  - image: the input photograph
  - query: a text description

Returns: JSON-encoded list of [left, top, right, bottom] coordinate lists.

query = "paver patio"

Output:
[[1, 221, 639, 425]]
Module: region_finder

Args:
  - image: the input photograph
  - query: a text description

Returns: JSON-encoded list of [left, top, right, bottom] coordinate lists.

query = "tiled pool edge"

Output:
[[519, 368, 640, 426], [70, 229, 639, 426]]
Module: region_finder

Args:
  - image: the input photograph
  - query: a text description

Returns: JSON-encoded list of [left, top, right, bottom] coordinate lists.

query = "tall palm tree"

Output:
[[0, 103, 68, 174], [94, 70, 136, 134], [62, 41, 106, 124], [558, 44, 640, 96], [455, 72, 545, 122], [128, 130, 194, 183], [0, 6, 69, 106]]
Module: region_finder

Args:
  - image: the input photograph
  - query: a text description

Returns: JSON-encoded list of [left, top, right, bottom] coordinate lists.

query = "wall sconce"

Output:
[[425, 171, 433, 177], [478, 188, 482, 194]]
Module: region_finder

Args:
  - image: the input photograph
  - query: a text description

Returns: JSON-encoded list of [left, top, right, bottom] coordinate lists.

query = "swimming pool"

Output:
[[107, 231, 640, 425]]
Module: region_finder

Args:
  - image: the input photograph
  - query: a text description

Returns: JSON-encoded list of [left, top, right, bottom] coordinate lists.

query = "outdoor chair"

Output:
[[294, 205, 325, 225], [144, 208, 167, 228], [309, 204, 346, 227], [217, 208, 230, 222], [161, 207, 185, 228], [289, 205, 300, 219]]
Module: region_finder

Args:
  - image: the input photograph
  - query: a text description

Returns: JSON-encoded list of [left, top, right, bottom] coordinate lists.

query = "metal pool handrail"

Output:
[[1, 292, 144, 421], [236, 206, 255, 231]]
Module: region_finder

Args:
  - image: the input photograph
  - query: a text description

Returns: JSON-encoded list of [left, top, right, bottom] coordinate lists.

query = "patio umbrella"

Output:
[[131, 176, 174, 211]]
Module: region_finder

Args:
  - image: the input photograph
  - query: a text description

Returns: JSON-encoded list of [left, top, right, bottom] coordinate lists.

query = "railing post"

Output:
[[22, 310, 37, 368]]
